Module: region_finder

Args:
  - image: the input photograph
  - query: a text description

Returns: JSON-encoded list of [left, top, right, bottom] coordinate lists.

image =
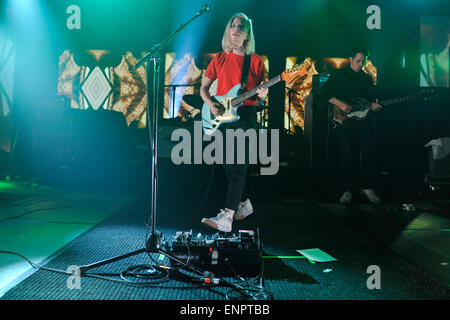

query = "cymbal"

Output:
[[182, 94, 204, 109]]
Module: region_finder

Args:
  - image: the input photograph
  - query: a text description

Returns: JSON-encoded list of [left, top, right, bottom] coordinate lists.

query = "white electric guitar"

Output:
[[201, 64, 308, 135]]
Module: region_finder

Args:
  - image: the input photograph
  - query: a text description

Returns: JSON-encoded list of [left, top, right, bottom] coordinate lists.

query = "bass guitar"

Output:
[[329, 89, 435, 129], [202, 64, 308, 135]]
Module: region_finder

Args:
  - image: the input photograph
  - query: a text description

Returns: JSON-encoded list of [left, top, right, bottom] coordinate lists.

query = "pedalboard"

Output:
[[165, 230, 262, 277]]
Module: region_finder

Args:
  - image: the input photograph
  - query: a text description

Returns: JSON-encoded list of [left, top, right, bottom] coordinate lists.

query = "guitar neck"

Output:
[[232, 75, 281, 106], [380, 93, 418, 106]]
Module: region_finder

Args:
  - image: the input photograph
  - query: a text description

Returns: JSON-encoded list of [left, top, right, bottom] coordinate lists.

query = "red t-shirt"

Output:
[[205, 51, 266, 105]]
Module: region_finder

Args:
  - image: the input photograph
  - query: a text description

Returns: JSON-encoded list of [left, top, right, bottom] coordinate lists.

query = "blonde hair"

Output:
[[221, 13, 255, 55]]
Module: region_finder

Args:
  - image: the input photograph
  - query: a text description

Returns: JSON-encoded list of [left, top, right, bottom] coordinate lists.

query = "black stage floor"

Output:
[[1, 183, 449, 301]]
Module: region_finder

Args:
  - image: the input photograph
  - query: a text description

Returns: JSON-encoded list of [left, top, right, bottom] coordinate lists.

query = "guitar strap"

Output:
[[240, 54, 251, 89]]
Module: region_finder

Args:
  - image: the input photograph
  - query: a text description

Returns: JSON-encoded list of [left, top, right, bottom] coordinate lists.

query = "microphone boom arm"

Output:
[[135, 9, 207, 69]]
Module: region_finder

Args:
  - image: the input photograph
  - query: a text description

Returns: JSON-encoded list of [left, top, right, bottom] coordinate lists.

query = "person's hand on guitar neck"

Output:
[[256, 82, 268, 103], [371, 99, 382, 112]]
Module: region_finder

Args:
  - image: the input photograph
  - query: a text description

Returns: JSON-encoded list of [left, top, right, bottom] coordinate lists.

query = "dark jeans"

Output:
[[220, 108, 257, 212], [335, 114, 379, 193]]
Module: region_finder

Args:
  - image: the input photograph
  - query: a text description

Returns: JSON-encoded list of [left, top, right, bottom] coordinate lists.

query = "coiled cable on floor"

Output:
[[223, 258, 272, 301]]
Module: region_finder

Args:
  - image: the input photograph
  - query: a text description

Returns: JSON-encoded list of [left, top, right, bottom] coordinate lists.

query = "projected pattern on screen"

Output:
[[284, 57, 376, 132], [420, 16, 450, 87], [164, 52, 205, 120], [58, 50, 147, 126], [59, 51, 269, 127], [284, 57, 317, 132]]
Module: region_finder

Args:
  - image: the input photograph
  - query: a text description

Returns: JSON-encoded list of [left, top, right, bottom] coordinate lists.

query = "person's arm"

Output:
[[256, 83, 268, 103], [328, 97, 352, 113], [200, 76, 224, 116], [371, 100, 382, 112]]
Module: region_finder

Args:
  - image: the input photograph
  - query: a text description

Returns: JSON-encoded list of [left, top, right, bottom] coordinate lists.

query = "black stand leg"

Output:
[[79, 247, 210, 277], [79, 248, 147, 275]]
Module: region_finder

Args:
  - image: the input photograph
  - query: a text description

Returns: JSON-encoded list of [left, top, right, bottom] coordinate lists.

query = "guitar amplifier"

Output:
[[425, 138, 450, 186], [166, 230, 262, 277]]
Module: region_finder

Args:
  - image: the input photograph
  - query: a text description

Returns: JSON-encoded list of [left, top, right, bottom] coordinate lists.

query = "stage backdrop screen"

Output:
[[420, 16, 450, 88], [58, 51, 270, 128]]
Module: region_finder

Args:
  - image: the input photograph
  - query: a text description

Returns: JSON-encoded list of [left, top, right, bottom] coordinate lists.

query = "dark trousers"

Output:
[[335, 115, 379, 193], [220, 108, 257, 212]]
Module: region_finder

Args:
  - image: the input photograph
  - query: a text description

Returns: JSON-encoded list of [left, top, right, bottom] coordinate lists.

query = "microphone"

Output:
[[197, 4, 211, 15]]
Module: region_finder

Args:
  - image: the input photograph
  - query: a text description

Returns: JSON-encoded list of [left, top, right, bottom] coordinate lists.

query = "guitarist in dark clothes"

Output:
[[321, 46, 383, 204], [200, 13, 268, 232]]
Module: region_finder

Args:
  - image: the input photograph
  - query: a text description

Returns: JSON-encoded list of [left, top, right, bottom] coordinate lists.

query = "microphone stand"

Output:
[[79, 9, 211, 279], [164, 84, 197, 118]]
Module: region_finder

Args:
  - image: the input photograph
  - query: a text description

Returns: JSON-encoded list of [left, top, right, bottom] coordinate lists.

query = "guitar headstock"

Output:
[[281, 63, 308, 84]]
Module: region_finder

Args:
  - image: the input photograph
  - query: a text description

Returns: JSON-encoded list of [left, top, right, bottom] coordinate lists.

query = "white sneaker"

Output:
[[201, 209, 233, 232], [361, 188, 381, 204], [339, 191, 352, 204], [234, 199, 253, 221]]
